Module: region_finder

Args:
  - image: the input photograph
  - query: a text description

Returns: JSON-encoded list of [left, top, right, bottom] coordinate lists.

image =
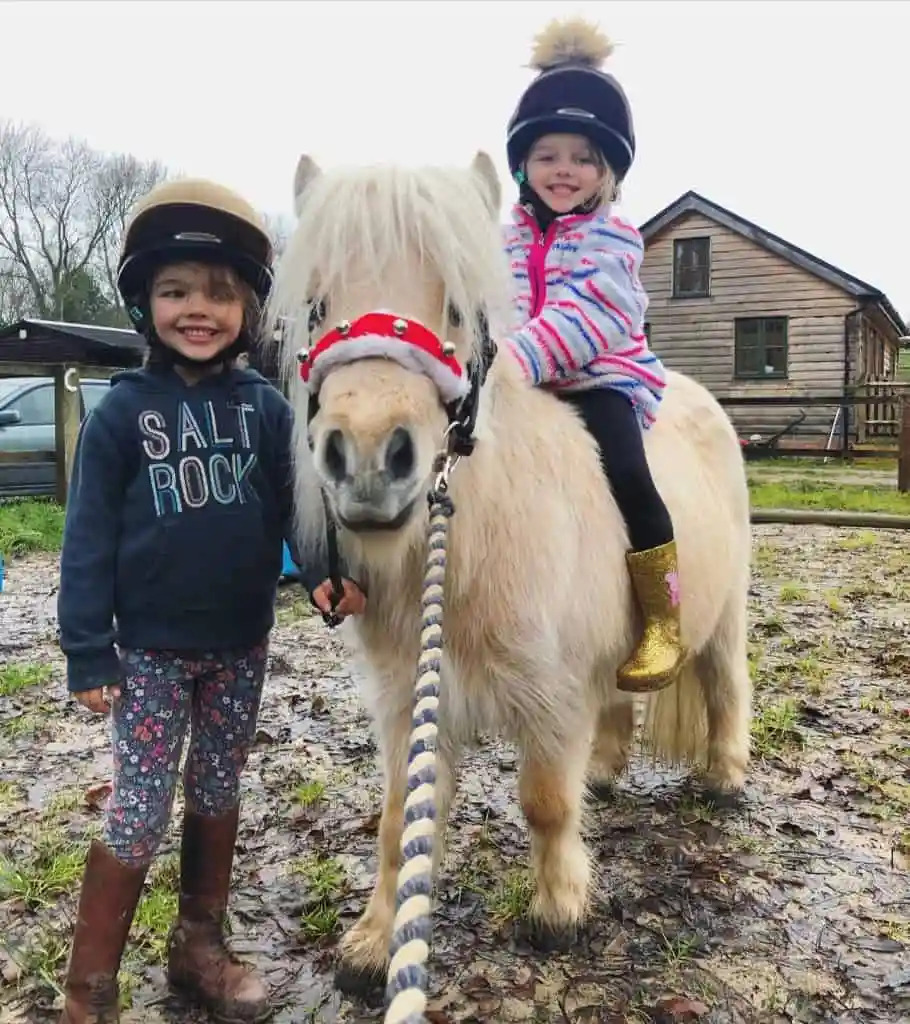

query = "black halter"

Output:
[[305, 310, 497, 626]]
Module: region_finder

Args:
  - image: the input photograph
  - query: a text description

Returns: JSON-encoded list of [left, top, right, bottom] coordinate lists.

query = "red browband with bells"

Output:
[[297, 311, 468, 404]]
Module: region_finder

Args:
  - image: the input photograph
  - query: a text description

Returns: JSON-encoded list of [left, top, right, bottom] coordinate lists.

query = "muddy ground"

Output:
[[1, 524, 908, 1024]]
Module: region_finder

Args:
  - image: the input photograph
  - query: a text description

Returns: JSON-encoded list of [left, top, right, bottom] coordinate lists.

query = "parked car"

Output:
[[0, 376, 110, 498]]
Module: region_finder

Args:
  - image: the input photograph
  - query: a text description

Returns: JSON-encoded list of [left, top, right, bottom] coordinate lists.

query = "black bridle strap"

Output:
[[443, 311, 497, 457]]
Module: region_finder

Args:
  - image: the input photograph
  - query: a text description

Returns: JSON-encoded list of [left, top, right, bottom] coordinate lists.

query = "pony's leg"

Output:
[[518, 721, 594, 948], [336, 709, 458, 993], [695, 590, 752, 800], [587, 698, 636, 795]]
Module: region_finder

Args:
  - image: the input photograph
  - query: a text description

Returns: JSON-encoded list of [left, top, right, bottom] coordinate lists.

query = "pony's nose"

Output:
[[321, 428, 348, 483], [384, 426, 416, 482]]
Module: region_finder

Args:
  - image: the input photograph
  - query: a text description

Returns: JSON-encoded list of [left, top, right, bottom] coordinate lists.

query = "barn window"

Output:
[[672, 237, 710, 298], [734, 317, 789, 380]]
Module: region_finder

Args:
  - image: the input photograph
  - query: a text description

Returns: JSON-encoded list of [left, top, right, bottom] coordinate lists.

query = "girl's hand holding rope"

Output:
[[311, 578, 367, 619]]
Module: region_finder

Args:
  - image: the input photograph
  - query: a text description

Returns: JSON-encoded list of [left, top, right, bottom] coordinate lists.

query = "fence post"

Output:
[[899, 396, 910, 494], [54, 364, 82, 507]]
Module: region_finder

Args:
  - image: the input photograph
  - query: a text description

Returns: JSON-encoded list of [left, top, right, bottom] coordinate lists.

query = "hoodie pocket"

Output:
[[150, 505, 278, 612]]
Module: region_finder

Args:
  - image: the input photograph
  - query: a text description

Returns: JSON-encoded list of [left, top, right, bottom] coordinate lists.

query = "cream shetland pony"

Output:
[[269, 151, 753, 988]]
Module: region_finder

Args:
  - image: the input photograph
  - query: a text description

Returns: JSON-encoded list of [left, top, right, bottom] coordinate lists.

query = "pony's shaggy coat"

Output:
[[268, 151, 753, 979]]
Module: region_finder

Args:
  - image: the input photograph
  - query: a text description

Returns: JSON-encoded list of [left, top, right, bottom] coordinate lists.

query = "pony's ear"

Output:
[[470, 150, 501, 217], [293, 154, 321, 215]]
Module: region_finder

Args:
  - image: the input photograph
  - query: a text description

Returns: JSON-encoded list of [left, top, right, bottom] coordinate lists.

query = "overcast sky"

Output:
[[4, 0, 908, 321]]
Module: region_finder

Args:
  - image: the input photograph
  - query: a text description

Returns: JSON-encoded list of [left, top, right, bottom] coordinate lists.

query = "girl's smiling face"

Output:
[[150, 262, 245, 364], [525, 133, 607, 214]]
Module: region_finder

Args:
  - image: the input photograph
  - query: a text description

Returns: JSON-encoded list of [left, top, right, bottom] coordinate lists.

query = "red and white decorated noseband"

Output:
[[297, 310, 469, 405]]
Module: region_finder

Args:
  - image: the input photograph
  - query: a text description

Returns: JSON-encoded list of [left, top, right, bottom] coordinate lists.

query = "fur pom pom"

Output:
[[529, 18, 615, 71]]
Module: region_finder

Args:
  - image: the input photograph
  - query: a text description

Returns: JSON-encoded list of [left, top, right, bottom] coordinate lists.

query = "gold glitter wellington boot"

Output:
[[616, 540, 688, 693]]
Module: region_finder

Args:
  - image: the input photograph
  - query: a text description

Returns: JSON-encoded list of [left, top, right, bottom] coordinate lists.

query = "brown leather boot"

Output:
[[166, 805, 271, 1023], [60, 840, 149, 1024]]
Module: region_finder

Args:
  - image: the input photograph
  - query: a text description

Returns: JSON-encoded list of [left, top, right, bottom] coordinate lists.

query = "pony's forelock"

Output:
[[267, 161, 512, 392]]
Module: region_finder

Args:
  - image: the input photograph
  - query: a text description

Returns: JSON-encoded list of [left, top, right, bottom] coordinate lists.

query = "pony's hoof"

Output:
[[524, 918, 578, 954], [702, 785, 744, 810], [587, 779, 619, 802], [333, 961, 386, 1002]]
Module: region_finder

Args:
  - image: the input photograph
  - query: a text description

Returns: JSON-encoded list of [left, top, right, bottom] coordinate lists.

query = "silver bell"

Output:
[[442, 341, 456, 357], [392, 318, 408, 336]]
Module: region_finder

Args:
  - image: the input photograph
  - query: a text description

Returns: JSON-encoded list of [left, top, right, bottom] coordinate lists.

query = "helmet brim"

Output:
[[507, 113, 634, 182], [118, 239, 273, 310]]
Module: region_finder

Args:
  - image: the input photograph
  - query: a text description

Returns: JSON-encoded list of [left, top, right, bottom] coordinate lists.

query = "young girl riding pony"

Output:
[[502, 17, 687, 694], [56, 178, 363, 1024]]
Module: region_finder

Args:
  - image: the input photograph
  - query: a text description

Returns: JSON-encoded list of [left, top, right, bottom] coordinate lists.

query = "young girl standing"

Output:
[[57, 178, 364, 1024], [502, 18, 687, 694]]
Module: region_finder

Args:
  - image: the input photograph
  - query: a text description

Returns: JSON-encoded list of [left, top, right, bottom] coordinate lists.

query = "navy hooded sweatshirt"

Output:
[[58, 364, 329, 693]]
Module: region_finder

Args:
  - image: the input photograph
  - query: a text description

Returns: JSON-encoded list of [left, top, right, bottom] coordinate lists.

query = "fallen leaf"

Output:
[[84, 781, 112, 810], [651, 995, 709, 1022]]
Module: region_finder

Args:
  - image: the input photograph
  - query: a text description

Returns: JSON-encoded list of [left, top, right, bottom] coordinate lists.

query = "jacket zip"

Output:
[[528, 220, 557, 319]]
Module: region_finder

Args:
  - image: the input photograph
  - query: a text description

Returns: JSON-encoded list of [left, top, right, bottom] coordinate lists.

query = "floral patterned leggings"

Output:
[[103, 642, 268, 866]]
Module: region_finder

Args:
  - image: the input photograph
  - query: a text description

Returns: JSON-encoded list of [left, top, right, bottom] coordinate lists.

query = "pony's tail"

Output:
[[639, 658, 709, 768]]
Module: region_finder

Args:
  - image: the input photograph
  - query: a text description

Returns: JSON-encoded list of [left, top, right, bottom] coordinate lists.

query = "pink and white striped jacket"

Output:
[[503, 203, 666, 429]]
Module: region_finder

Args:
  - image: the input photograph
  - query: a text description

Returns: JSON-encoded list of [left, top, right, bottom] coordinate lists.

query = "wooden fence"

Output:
[[717, 389, 910, 496], [855, 377, 910, 442]]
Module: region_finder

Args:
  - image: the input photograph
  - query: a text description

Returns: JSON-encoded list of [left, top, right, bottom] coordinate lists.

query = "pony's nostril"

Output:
[[385, 427, 415, 481], [322, 429, 347, 483]]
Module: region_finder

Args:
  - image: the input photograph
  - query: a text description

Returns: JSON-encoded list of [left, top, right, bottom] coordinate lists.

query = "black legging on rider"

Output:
[[557, 388, 674, 553]]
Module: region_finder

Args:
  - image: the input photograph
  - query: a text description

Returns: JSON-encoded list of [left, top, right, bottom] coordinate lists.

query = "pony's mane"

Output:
[[267, 161, 513, 390]]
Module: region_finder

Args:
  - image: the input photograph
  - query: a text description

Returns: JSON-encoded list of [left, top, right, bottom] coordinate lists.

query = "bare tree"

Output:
[[262, 210, 294, 265], [94, 152, 169, 314], [0, 120, 168, 323], [0, 256, 34, 325]]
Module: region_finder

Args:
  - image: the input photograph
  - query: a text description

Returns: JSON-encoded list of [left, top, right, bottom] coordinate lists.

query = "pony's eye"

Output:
[[447, 302, 463, 329], [308, 299, 327, 334]]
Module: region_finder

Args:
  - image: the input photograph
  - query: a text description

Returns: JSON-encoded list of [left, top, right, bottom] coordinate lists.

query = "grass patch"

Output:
[[0, 831, 84, 908], [748, 479, 910, 515], [841, 753, 910, 818], [131, 855, 179, 965], [293, 779, 327, 808], [0, 779, 24, 810], [290, 854, 346, 939], [778, 582, 807, 603], [0, 498, 65, 558], [836, 530, 879, 550], [0, 662, 54, 697], [0, 711, 43, 740], [751, 698, 804, 758], [13, 926, 70, 994], [275, 588, 315, 626], [488, 867, 534, 926], [747, 455, 898, 479]]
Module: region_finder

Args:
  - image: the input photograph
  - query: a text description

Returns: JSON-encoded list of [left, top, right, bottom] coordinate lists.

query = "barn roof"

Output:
[[639, 191, 907, 339], [0, 318, 146, 367]]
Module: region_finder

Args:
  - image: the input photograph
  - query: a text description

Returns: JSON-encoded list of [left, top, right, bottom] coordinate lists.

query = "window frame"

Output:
[[733, 316, 789, 381], [672, 236, 711, 299]]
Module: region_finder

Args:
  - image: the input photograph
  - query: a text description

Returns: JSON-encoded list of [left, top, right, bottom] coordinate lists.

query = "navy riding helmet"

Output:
[[506, 34, 636, 183]]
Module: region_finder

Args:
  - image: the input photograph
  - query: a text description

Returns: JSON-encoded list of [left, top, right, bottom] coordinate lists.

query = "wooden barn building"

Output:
[[638, 191, 908, 451]]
